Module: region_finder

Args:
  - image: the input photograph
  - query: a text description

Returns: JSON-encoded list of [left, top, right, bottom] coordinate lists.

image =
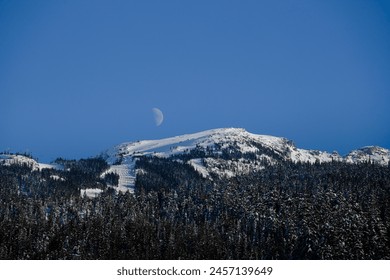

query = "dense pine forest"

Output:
[[0, 155, 389, 259]]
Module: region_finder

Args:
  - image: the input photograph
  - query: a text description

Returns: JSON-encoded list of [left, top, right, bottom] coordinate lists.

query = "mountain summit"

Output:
[[102, 128, 390, 191]]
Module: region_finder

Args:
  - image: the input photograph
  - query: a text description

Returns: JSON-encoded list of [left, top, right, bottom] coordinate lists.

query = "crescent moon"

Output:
[[152, 107, 164, 126]]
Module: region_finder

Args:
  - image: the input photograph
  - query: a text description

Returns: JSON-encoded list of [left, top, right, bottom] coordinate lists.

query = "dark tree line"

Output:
[[0, 156, 389, 259]]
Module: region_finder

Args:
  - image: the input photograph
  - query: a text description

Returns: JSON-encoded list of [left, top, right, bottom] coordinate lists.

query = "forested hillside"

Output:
[[0, 156, 389, 259]]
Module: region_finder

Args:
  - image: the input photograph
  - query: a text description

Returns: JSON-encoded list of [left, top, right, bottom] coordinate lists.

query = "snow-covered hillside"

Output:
[[107, 128, 315, 163], [0, 154, 62, 171], [2, 128, 389, 194], [345, 146, 390, 165], [104, 128, 390, 191]]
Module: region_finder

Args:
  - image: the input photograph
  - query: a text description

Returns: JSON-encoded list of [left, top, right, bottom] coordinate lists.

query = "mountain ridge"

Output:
[[106, 127, 390, 164], [2, 128, 389, 194], [101, 128, 390, 191]]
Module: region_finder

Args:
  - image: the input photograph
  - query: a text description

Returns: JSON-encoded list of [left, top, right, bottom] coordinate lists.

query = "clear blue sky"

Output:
[[1, 0, 389, 162]]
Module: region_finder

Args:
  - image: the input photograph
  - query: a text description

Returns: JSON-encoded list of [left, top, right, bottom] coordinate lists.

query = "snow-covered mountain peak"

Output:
[[107, 128, 390, 166], [359, 146, 388, 155], [106, 127, 289, 163], [102, 128, 390, 191], [103, 128, 295, 189], [345, 146, 390, 165], [0, 154, 61, 171]]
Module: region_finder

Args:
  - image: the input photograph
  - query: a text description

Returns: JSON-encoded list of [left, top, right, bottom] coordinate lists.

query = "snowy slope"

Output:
[[345, 146, 390, 165], [105, 128, 390, 190], [106, 128, 347, 164], [101, 162, 136, 193], [3, 128, 389, 194], [0, 154, 62, 171], [107, 128, 288, 161]]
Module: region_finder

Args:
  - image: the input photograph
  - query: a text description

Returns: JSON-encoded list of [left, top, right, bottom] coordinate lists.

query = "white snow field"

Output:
[[105, 128, 390, 189]]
